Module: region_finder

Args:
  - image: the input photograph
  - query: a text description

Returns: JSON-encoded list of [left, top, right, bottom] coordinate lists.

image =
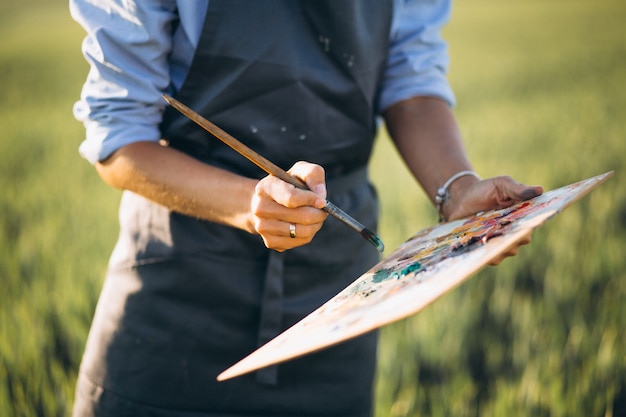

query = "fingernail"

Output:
[[316, 198, 328, 209], [519, 188, 540, 200]]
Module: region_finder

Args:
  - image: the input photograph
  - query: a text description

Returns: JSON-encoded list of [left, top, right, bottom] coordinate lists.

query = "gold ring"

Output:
[[289, 223, 296, 239]]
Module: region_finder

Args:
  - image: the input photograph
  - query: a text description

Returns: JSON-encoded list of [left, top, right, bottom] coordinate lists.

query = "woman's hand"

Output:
[[445, 175, 544, 265], [445, 175, 544, 221], [251, 161, 329, 251], [96, 143, 328, 252], [384, 97, 545, 266]]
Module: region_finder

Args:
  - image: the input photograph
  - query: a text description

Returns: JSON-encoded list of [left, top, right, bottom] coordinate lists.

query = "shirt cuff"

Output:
[[74, 92, 165, 164], [78, 122, 161, 165], [379, 67, 456, 112]]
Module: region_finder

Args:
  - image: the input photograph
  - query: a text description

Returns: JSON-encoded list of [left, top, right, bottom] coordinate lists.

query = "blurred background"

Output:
[[1, 0, 624, 416]]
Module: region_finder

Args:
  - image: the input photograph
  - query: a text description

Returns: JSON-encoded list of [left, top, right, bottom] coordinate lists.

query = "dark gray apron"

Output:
[[74, 1, 393, 416]]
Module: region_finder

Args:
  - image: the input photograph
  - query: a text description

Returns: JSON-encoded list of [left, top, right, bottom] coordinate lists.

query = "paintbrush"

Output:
[[162, 94, 384, 252]]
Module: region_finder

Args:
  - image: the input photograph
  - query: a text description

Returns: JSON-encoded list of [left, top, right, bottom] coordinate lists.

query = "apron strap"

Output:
[[255, 250, 285, 384], [254, 166, 369, 385]]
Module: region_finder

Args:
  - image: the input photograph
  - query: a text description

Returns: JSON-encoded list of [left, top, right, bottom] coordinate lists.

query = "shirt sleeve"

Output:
[[380, 0, 456, 112], [70, 0, 178, 164]]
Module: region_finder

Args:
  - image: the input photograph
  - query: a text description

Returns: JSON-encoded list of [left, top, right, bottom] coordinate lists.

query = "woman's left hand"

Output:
[[445, 175, 544, 265]]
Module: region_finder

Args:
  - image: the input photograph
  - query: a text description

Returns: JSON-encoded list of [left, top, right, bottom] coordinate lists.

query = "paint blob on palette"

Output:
[[218, 171, 614, 381]]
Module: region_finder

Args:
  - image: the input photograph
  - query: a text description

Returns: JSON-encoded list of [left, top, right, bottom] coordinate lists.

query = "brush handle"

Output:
[[162, 94, 384, 252]]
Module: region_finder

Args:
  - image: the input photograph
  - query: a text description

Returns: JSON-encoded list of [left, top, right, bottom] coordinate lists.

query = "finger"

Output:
[[518, 185, 544, 200], [257, 221, 321, 251], [448, 176, 544, 221], [255, 219, 322, 240], [253, 194, 328, 227], [488, 230, 532, 265], [288, 161, 327, 200], [258, 175, 326, 210], [493, 176, 543, 206]]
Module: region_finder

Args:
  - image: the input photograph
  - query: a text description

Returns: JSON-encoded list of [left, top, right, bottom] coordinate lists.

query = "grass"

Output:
[[372, 0, 626, 415], [1, 0, 625, 416], [0, 3, 119, 416]]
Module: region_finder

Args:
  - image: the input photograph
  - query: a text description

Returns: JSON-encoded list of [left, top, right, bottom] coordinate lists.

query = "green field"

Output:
[[1, 1, 625, 416]]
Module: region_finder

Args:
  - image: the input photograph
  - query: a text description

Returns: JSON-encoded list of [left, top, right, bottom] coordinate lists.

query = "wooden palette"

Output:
[[218, 171, 614, 381]]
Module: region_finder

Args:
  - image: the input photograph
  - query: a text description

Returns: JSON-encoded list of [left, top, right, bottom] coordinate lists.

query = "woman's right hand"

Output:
[[251, 161, 329, 251]]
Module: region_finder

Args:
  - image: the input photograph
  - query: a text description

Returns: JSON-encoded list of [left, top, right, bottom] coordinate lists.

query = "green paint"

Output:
[[372, 268, 393, 283], [372, 262, 422, 284], [400, 262, 422, 276]]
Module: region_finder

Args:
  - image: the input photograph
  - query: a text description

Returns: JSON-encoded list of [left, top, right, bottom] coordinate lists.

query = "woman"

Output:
[[70, 1, 542, 415]]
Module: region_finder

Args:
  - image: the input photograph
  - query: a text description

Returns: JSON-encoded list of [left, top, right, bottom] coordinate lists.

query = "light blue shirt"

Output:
[[71, 0, 456, 164]]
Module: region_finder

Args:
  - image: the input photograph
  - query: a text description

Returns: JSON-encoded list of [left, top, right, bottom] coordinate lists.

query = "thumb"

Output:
[[288, 161, 327, 207], [493, 176, 543, 207], [288, 161, 327, 198]]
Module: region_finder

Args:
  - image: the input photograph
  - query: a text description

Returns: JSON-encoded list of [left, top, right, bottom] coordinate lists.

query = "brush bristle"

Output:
[[361, 228, 385, 253]]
